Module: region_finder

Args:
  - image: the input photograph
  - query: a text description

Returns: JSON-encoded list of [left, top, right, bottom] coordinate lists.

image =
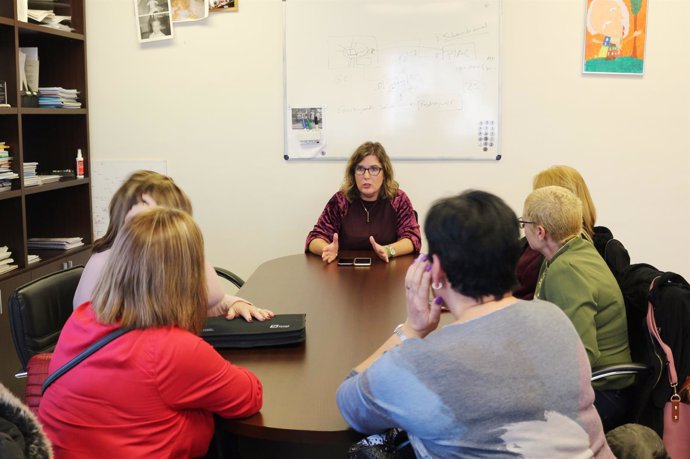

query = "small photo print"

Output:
[[138, 12, 173, 42], [137, 0, 170, 15], [210, 0, 238, 12], [134, 0, 174, 43], [291, 107, 323, 130], [172, 0, 209, 22]]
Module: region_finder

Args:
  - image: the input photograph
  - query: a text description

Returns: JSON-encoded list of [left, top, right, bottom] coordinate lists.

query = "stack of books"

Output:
[[38, 87, 81, 109], [23, 161, 40, 187], [0, 246, 18, 275], [0, 143, 18, 192], [28, 237, 84, 250]]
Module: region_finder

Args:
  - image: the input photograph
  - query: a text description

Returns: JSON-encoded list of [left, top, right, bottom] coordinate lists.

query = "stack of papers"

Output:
[[0, 143, 18, 192], [36, 175, 61, 184], [23, 161, 39, 187], [28, 254, 41, 264], [28, 237, 84, 250], [27, 8, 74, 32], [0, 246, 18, 275], [38, 87, 81, 109]]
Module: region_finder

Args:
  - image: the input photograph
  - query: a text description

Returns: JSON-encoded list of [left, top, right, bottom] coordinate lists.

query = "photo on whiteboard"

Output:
[[583, 0, 647, 75], [210, 0, 238, 12], [171, 0, 209, 22], [291, 107, 323, 130], [137, 12, 174, 43]]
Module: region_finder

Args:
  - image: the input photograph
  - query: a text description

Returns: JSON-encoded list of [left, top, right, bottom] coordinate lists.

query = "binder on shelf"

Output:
[[27, 237, 84, 250]]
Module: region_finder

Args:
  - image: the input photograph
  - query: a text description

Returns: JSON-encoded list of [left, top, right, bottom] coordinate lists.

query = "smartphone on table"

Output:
[[337, 257, 372, 267]]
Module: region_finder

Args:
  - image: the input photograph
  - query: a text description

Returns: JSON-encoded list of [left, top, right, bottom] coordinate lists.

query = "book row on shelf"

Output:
[[1, 140, 76, 190], [0, 143, 18, 192]]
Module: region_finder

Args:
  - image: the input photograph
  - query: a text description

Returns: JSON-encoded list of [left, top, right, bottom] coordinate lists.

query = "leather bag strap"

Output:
[[42, 327, 133, 394], [645, 276, 677, 387]]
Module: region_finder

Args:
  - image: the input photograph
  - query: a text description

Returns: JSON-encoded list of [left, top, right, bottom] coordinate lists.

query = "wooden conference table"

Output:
[[217, 252, 450, 446]]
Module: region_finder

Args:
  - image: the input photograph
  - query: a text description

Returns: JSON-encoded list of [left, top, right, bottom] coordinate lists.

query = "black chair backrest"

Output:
[[9, 266, 84, 370]]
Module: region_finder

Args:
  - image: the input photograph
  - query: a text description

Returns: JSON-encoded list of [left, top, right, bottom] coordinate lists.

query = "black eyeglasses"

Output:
[[354, 165, 383, 176], [517, 219, 536, 229]]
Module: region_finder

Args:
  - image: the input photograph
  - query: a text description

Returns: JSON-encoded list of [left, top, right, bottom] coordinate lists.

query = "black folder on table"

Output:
[[200, 314, 306, 348]]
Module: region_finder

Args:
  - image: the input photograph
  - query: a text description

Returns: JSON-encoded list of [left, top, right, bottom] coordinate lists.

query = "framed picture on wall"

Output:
[[210, 0, 238, 12], [583, 0, 648, 75]]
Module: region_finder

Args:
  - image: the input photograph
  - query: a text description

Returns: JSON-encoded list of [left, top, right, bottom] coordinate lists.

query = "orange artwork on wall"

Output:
[[583, 0, 647, 75]]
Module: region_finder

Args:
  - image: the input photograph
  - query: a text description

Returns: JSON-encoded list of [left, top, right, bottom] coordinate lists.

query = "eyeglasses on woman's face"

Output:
[[517, 219, 536, 229], [354, 165, 383, 176]]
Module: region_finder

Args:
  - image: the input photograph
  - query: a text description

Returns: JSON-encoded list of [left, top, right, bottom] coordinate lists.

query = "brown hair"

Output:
[[93, 170, 192, 252], [524, 186, 583, 245], [533, 165, 597, 237], [92, 207, 208, 334], [340, 142, 399, 202]]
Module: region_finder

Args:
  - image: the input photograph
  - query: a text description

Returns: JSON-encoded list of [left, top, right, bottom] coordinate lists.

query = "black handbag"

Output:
[[348, 428, 416, 459]]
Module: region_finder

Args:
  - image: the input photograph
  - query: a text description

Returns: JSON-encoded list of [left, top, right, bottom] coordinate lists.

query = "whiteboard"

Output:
[[91, 160, 168, 238], [284, 0, 501, 160]]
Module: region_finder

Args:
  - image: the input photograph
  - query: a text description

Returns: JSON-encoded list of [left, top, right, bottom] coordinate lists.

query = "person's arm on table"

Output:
[[354, 255, 440, 372], [392, 190, 422, 254], [205, 262, 274, 321], [309, 234, 339, 263], [369, 236, 414, 263], [337, 256, 441, 432], [305, 193, 347, 263]]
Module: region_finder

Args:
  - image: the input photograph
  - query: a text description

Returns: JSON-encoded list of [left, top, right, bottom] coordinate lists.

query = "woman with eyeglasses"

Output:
[[522, 185, 633, 432], [515, 165, 600, 300], [306, 141, 421, 263], [337, 190, 613, 457]]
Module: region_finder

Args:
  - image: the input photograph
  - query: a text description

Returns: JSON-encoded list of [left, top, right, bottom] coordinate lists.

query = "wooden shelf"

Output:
[[23, 177, 90, 195], [0, 0, 91, 399], [17, 21, 84, 40], [19, 108, 87, 115], [0, 189, 22, 201]]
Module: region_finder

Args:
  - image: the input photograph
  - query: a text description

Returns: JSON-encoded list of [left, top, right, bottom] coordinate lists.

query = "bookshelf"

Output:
[[0, 0, 92, 397]]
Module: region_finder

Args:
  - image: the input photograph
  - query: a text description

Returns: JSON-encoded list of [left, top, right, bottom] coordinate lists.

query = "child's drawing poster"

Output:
[[171, 0, 209, 23], [583, 0, 648, 75]]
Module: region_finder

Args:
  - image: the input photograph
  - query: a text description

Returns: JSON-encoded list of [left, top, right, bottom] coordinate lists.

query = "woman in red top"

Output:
[[38, 207, 262, 458]]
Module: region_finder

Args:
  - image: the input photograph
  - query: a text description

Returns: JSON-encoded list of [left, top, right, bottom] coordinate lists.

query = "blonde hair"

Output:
[[340, 142, 399, 202], [93, 170, 193, 252], [92, 207, 208, 334], [524, 186, 583, 245], [533, 165, 597, 237]]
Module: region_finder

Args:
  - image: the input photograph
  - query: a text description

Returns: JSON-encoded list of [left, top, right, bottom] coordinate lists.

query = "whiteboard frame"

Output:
[[282, 0, 503, 162]]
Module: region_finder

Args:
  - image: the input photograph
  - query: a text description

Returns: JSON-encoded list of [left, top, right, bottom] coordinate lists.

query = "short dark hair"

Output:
[[425, 190, 520, 301]]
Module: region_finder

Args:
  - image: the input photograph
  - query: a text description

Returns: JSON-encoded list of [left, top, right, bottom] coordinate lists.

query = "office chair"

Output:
[[214, 267, 244, 289], [9, 266, 84, 376], [9, 266, 84, 413]]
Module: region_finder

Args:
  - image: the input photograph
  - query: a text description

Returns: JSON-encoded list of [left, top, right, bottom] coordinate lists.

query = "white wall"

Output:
[[86, 0, 690, 282]]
